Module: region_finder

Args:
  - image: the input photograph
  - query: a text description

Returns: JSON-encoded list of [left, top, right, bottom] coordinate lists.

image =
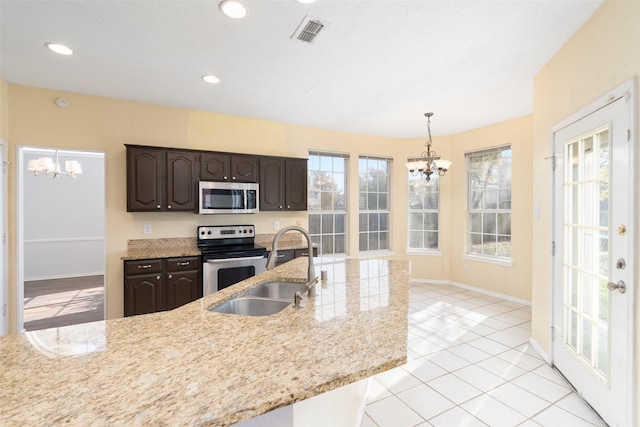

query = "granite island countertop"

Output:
[[1, 257, 410, 426]]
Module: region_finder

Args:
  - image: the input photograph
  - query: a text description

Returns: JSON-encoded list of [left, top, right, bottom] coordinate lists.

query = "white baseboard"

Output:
[[529, 337, 552, 364], [410, 278, 531, 306], [24, 271, 104, 282]]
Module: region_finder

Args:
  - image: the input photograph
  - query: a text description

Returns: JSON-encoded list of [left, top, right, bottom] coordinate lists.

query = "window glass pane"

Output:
[[334, 234, 346, 254], [369, 213, 379, 231], [359, 233, 368, 251], [380, 213, 389, 232], [409, 213, 423, 231], [322, 214, 334, 234], [367, 193, 377, 210], [335, 214, 345, 234], [359, 213, 368, 232], [470, 213, 482, 233], [321, 235, 334, 255], [309, 214, 321, 235], [424, 213, 438, 231], [378, 193, 388, 210], [369, 232, 379, 251], [379, 232, 389, 250], [424, 232, 438, 249]]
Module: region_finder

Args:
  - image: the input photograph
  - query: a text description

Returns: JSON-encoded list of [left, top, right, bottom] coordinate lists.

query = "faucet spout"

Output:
[[266, 226, 316, 284]]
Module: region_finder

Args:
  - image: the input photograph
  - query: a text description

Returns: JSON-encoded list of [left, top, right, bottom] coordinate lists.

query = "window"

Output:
[[467, 145, 512, 259], [359, 156, 391, 252], [408, 172, 439, 251], [308, 152, 348, 255]]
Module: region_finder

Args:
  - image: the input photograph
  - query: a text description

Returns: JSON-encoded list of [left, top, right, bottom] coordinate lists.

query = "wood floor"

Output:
[[24, 275, 105, 331]]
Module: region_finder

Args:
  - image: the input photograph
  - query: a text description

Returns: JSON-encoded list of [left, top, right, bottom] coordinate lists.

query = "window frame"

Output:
[[465, 145, 513, 264], [407, 170, 441, 255], [307, 151, 349, 256], [358, 155, 392, 254]]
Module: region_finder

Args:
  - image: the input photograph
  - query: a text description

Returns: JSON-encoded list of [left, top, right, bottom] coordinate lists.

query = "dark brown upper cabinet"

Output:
[[200, 152, 258, 183], [126, 145, 199, 212], [259, 157, 307, 211]]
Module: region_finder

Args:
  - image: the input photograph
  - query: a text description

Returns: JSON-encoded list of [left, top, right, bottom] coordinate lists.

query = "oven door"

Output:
[[203, 255, 266, 296]]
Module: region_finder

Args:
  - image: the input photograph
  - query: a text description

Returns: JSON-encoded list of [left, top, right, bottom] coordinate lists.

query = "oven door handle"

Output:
[[206, 255, 266, 264]]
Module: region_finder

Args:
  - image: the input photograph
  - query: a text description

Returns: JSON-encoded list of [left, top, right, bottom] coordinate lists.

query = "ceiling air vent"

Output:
[[291, 16, 325, 44]]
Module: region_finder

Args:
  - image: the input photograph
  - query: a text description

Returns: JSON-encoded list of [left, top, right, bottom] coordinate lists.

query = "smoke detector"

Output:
[[291, 16, 326, 44]]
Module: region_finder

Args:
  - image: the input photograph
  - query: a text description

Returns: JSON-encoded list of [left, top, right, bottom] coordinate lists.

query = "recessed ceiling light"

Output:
[[296, 0, 315, 4], [45, 42, 74, 56], [219, 0, 247, 19], [202, 75, 221, 84]]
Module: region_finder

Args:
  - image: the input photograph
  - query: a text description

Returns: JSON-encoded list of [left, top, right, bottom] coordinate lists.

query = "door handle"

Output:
[[607, 280, 626, 294]]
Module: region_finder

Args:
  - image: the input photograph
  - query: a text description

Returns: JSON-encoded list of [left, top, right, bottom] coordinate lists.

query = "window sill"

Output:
[[406, 249, 442, 257], [463, 254, 513, 267], [358, 250, 395, 259]]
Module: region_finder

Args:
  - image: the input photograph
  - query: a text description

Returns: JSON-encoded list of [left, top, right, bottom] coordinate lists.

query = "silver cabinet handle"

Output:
[[287, 205, 291, 209], [168, 205, 172, 209], [156, 275, 161, 280], [232, 176, 236, 180], [157, 204, 161, 209], [138, 264, 152, 269], [279, 205, 283, 209], [277, 254, 286, 258], [168, 274, 173, 279], [223, 176, 228, 180], [177, 261, 190, 266]]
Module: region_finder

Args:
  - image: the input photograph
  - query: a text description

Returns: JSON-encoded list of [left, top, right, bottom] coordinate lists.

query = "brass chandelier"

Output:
[[405, 112, 451, 182]]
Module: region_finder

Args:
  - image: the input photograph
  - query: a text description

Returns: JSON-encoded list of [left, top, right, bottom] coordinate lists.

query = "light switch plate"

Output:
[[143, 224, 152, 234]]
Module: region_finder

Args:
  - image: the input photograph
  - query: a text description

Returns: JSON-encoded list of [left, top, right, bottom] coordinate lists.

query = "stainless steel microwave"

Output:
[[198, 181, 259, 214]]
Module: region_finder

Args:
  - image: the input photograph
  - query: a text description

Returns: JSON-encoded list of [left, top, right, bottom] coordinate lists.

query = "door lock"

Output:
[[607, 280, 626, 294], [616, 258, 626, 270]]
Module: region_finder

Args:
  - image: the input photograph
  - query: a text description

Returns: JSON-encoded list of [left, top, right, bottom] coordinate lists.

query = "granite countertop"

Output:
[[1, 257, 410, 426], [121, 236, 318, 260]]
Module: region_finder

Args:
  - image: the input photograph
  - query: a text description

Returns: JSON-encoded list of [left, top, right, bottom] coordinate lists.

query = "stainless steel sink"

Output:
[[244, 281, 310, 302], [209, 297, 291, 316]]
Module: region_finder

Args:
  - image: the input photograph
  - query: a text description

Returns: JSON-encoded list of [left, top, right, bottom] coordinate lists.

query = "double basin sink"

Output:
[[210, 281, 312, 316]]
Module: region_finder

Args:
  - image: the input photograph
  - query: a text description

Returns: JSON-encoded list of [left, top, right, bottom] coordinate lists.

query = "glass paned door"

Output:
[[562, 128, 610, 380], [552, 81, 635, 427]]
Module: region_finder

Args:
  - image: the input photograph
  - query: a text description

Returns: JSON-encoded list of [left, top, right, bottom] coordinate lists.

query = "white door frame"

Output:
[[550, 78, 636, 426]]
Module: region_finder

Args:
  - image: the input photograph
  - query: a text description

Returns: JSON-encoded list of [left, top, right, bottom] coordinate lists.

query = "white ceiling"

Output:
[[0, 0, 603, 138]]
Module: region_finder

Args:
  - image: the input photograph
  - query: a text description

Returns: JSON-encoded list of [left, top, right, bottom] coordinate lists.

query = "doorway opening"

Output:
[[17, 146, 106, 332]]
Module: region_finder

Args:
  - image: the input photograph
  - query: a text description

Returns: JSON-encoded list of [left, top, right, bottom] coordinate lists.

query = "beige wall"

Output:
[[4, 85, 533, 332], [532, 0, 640, 408], [449, 115, 534, 301]]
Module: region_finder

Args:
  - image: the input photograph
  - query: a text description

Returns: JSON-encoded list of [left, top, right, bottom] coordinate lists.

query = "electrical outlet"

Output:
[[463, 264, 469, 272], [274, 221, 280, 231], [143, 224, 152, 235]]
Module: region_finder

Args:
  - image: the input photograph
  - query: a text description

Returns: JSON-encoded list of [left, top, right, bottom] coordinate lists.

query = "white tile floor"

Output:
[[361, 282, 607, 427]]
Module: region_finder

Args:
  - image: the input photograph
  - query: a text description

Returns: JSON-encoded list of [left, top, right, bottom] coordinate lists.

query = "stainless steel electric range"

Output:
[[197, 225, 267, 296]]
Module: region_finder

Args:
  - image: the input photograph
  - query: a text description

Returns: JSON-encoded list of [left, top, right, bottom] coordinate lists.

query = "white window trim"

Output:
[[463, 253, 513, 267], [406, 249, 442, 257], [358, 249, 395, 259]]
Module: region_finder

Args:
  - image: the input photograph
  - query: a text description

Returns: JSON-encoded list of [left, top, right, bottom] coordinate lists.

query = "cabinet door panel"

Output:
[[166, 151, 198, 211], [166, 270, 200, 310], [231, 156, 259, 182], [125, 274, 164, 316], [127, 148, 163, 211], [286, 159, 308, 210], [259, 158, 285, 210], [200, 153, 230, 181]]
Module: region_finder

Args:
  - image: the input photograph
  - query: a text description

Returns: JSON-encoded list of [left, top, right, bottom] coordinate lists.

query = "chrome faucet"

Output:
[[266, 226, 317, 290]]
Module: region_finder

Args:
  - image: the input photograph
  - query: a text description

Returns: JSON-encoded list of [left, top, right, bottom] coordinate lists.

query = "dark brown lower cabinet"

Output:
[[124, 256, 201, 317], [267, 247, 318, 267]]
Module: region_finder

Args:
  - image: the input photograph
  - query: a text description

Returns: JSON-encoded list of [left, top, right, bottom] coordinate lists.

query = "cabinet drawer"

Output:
[[125, 259, 163, 275], [166, 256, 200, 272]]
